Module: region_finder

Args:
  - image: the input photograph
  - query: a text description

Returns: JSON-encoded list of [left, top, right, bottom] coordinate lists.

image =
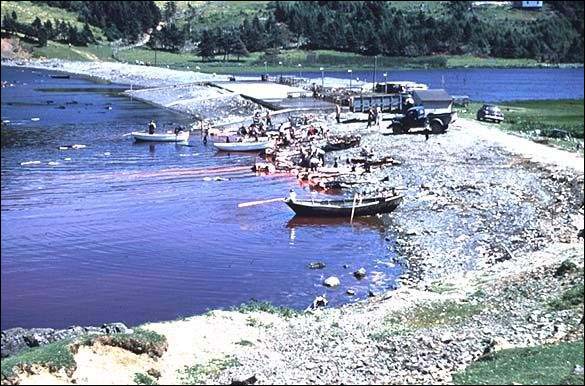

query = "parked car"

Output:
[[477, 104, 504, 123]]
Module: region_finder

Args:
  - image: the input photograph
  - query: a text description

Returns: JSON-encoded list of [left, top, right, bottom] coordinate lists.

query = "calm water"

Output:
[[1, 67, 400, 330], [274, 67, 584, 101]]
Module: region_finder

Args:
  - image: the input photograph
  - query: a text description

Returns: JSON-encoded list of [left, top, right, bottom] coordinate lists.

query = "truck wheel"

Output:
[[430, 120, 445, 134]]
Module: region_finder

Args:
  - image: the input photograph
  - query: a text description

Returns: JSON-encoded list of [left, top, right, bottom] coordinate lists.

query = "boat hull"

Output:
[[213, 141, 273, 152], [132, 131, 190, 142], [285, 195, 403, 217]]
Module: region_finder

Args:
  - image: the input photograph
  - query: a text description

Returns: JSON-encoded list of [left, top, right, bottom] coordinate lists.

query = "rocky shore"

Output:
[[1, 60, 583, 385]]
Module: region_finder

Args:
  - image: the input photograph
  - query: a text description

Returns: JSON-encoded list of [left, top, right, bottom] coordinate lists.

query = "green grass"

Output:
[[453, 340, 585, 385], [134, 372, 158, 385], [29, 41, 114, 61], [235, 339, 254, 347], [1, 1, 105, 39], [428, 281, 458, 294], [0, 340, 75, 379], [457, 99, 585, 151], [549, 283, 585, 311], [154, 1, 269, 31], [178, 355, 241, 384], [114, 46, 560, 74], [370, 300, 483, 339], [232, 300, 299, 318]]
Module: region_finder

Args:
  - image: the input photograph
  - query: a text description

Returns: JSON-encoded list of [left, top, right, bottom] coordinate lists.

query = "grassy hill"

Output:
[[0, 1, 105, 40]]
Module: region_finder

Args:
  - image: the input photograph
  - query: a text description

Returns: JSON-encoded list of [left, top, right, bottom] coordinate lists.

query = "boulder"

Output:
[[323, 276, 340, 288], [308, 262, 326, 270], [353, 268, 367, 280]]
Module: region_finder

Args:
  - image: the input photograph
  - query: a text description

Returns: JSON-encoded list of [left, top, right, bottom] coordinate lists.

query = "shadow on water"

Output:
[[286, 214, 385, 231]]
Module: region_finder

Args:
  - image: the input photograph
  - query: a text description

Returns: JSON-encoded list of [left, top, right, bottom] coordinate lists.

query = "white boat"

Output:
[[213, 140, 274, 152], [131, 131, 190, 142]]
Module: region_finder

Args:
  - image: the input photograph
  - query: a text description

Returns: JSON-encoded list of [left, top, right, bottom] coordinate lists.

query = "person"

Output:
[[265, 111, 272, 129], [253, 111, 261, 125], [367, 108, 373, 128], [238, 125, 247, 136], [376, 106, 382, 127], [288, 188, 297, 202], [335, 103, 341, 124], [148, 119, 156, 134], [333, 157, 339, 168], [201, 125, 209, 145]]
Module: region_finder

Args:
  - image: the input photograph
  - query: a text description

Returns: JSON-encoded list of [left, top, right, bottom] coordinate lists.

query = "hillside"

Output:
[[1, 1, 583, 70]]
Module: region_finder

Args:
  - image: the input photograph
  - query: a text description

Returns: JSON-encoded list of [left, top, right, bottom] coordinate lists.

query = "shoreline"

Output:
[[1, 60, 584, 384]]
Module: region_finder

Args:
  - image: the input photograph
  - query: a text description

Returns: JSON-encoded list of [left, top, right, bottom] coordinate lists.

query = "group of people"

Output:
[[299, 145, 326, 171], [147, 120, 186, 135], [367, 106, 382, 128]]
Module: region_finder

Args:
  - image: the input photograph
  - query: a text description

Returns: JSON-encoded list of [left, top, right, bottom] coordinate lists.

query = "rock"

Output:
[[101, 323, 132, 334], [555, 259, 577, 277], [346, 289, 356, 296], [353, 268, 367, 280], [231, 375, 258, 385], [308, 262, 326, 270], [482, 337, 512, 356], [440, 334, 453, 344], [323, 276, 340, 287], [308, 295, 328, 310], [573, 365, 584, 375], [343, 264, 350, 269], [147, 368, 161, 379], [368, 290, 378, 297]]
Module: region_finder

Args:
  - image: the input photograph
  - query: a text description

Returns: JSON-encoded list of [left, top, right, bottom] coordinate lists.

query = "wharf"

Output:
[[210, 80, 336, 112]]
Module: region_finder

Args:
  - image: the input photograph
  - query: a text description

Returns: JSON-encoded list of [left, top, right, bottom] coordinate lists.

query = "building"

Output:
[[512, 1, 543, 10], [412, 89, 453, 115]]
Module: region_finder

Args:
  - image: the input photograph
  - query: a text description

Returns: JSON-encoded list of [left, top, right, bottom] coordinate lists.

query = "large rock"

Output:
[[323, 276, 341, 287]]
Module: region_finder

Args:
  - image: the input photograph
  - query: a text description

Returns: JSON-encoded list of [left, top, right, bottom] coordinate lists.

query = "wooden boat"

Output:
[[131, 131, 190, 142], [285, 194, 403, 217], [213, 140, 274, 152]]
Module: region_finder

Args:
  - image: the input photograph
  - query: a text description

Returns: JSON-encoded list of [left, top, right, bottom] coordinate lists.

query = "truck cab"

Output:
[[388, 105, 452, 135]]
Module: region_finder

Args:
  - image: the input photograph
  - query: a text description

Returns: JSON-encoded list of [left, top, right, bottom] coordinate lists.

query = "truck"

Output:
[[383, 105, 454, 135]]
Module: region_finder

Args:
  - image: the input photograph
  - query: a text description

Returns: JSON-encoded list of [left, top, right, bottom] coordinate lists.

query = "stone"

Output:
[[309, 295, 328, 310], [346, 289, 356, 296], [308, 262, 326, 270], [147, 368, 161, 379], [323, 276, 340, 288], [353, 268, 367, 280], [554, 260, 577, 277], [101, 323, 132, 334], [483, 337, 512, 356], [231, 375, 258, 385], [573, 365, 584, 375]]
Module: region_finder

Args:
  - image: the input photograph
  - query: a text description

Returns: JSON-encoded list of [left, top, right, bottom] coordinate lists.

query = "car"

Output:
[[477, 104, 504, 123]]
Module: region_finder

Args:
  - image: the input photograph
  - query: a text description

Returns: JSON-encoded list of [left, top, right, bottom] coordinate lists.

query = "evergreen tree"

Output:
[[233, 36, 249, 61], [198, 29, 215, 61]]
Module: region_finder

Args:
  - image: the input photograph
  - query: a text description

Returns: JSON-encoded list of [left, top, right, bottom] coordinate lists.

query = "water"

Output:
[[1, 67, 399, 330], [272, 67, 584, 101]]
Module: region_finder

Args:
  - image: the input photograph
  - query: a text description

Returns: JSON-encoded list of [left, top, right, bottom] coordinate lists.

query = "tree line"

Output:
[[1, 11, 94, 46], [272, 1, 584, 63], [30, 0, 160, 42]]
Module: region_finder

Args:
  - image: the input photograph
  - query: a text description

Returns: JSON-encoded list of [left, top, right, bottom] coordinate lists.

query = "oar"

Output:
[[238, 197, 285, 208], [350, 193, 358, 224]]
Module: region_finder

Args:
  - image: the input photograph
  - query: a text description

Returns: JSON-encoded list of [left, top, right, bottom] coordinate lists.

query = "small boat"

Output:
[[285, 194, 403, 217], [213, 140, 274, 152], [131, 131, 190, 142]]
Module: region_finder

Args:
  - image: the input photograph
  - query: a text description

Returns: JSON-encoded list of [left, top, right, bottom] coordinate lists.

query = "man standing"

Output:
[[148, 120, 156, 134], [335, 103, 341, 124]]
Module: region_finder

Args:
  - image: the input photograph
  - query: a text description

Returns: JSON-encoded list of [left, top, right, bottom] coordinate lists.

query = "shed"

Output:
[[412, 89, 453, 115]]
